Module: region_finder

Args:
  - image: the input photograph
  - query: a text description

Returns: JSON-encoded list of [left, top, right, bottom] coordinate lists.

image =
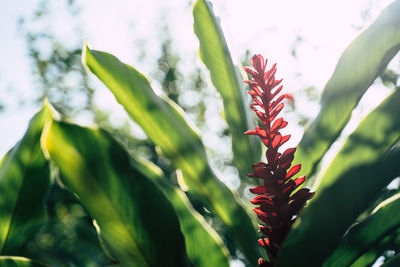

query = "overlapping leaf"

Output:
[[83, 45, 262, 263], [130, 156, 230, 267], [351, 227, 400, 266], [0, 105, 51, 255], [294, 0, 400, 181], [193, 0, 260, 174], [42, 118, 190, 266], [278, 89, 400, 266], [324, 193, 400, 266]]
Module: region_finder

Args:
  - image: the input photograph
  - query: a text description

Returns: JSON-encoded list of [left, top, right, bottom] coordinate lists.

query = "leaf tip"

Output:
[[39, 101, 60, 161], [81, 41, 93, 74], [40, 117, 53, 161]]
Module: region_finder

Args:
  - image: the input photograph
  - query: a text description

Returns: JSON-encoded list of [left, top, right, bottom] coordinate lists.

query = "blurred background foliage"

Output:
[[1, 0, 400, 266], [12, 1, 248, 264]]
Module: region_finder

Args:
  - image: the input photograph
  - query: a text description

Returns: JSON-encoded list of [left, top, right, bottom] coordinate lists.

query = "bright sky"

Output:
[[0, 0, 394, 159]]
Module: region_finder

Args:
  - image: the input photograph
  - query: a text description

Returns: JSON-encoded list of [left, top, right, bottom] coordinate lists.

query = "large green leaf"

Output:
[[324, 193, 400, 266], [0, 105, 51, 255], [277, 89, 400, 266], [193, 0, 260, 174], [130, 156, 230, 267], [42, 118, 190, 266], [83, 45, 262, 263], [295, 0, 400, 180], [0, 256, 49, 267]]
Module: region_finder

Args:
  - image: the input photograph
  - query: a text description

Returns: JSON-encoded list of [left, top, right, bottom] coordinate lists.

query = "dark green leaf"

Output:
[[42, 119, 190, 266], [295, 0, 400, 180], [0, 105, 51, 255], [193, 0, 261, 174], [130, 156, 230, 267], [278, 89, 400, 266], [382, 253, 400, 267], [324, 193, 400, 266], [83, 45, 262, 263]]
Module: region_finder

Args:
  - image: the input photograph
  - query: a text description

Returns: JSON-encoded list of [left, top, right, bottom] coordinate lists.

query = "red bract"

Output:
[[244, 54, 314, 266]]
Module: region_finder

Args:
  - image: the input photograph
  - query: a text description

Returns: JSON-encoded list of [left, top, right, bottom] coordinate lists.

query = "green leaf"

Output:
[[83, 44, 262, 263], [193, 0, 261, 174], [42, 119, 190, 267], [130, 156, 230, 267], [278, 89, 400, 266], [351, 227, 400, 266], [295, 0, 400, 180], [324, 193, 400, 266], [0, 105, 51, 255], [0, 256, 49, 267], [382, 253, 400, 267], [0, 153, 7, 168], [351, 250, 380, 267]]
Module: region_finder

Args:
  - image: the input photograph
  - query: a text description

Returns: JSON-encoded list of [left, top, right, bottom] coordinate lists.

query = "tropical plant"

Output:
[[1, 0, 400, 266], [243, 54, 314, 266]]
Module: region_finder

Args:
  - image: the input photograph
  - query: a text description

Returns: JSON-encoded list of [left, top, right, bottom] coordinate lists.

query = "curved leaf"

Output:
[[130, 156, 230, 267], [350, 228, 400, 267], [324, 193, 400, 266], [42, 118, 190, 266], [351, 250, 382, 267], [0, 105, 51, 255], [0, 152, 8, 168], [193, 0, 260, 174], [382, 253, 400, 267], [83, 45, 262, 263], [278, 89, 400, 266], [0, 256, 49, 267], [295, 0, 400, 180]]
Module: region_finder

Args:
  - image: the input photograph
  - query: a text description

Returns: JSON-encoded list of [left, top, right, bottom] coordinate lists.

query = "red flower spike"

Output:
[[244, 66, 257, 76], [269, 95, 285, 111], [279, 154, 294, 170], [281, 147, 296, 159], [281, 182, 295, 196], [290, 191, 313, 215], [250, 167, 274, 180], [256, 126, 268, 138], [284, 93, 295, 106], [270, 118, 284, 133], [253, 208, 268, 216], [251, 195, 273, 205], [271, 85, 283, 100], [290, 188, 313, 201], [293, 176, 306, 187], [244, 54, 314, 266], [271, 134, 282, 150], [261, 138, 269, 147], [245, 130, 257, 135], [266, 149, 279, 168], [274, 167, 286, 182], [258, 238, 270, 248], [253, 162, 267, 168], [250, 185, 267, 194], [286, 164, 301, 180], [279, 134, 291, 146]]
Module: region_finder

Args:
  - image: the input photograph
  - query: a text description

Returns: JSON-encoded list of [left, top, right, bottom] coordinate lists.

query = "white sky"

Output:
[[0, 0, 395, 157]]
